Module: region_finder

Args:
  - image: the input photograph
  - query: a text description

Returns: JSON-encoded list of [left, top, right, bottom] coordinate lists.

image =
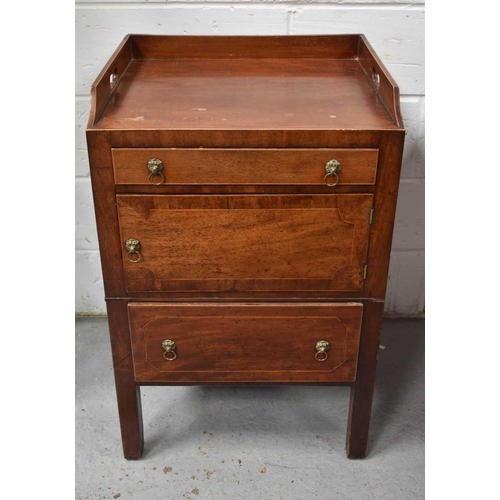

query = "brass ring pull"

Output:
[[323, 172, 339, 187], [147, 158, 165, 186], [125, 238, 142, 263], [324, 159, 341, 187], [315, 340, 330, 362], [162, 339, 177, 361], [127, 251, 142, 263], [127, 252, 142, 262], [315, 351, 328, 362], [148, 172, 165, 186]]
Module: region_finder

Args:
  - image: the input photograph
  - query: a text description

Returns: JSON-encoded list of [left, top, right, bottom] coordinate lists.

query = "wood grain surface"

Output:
[[86, 130, 126, 297], [106, 300, 144, 459], [87, 35, 133, 129], [346, 300, 384, 458], [364, 131, 405, 298], [112, 148, 378, 186], [131, 34, 360, 60], [88, 35, 404, 131], [95, 58, 398, 131], [358, 35, 404, 128], [128, 302, 363, 383], [107, 129, 382, 149], [117, 194, 373, 293]]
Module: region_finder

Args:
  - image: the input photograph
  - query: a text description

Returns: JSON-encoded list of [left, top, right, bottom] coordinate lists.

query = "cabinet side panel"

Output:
[[365, 131, 405, 298], [88, 35, 133, 127], [86, 130, 126, 297], [358, 35, 404, 128]]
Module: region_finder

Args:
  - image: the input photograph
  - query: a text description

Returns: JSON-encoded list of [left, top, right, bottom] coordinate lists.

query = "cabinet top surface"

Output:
[[88, 35, 403, 132]]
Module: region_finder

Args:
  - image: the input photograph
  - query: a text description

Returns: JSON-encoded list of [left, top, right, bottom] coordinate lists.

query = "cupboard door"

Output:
[[117, 194, 373, 293]]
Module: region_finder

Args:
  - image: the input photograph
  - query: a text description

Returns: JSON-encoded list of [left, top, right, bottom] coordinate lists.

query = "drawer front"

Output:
[[128, 302, 363, 383], [112, 148, 378, 186], [117, 194, 373, 293]]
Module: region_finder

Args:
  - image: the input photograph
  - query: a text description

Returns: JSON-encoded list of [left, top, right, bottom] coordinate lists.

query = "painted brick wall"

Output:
[[75, 0, 425, 316]]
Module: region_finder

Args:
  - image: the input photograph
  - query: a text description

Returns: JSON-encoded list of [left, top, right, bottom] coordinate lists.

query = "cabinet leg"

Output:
[[107, 300, 144, 459], [346, 301, 384, 459]]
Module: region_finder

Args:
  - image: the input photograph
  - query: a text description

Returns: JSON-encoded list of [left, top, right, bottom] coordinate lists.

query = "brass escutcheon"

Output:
[[147, 158, 165, 185], [324, 159, 341, 187], [125, 238, 142, 263], [162, 339, 177, 361], [315, 340, 330, 362]]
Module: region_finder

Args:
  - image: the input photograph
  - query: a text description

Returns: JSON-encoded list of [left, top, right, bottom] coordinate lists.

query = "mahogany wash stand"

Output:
[[86, 35, 405, 459]]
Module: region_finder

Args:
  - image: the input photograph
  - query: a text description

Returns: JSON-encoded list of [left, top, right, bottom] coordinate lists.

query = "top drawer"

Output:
[[112, 148, 378, 186]]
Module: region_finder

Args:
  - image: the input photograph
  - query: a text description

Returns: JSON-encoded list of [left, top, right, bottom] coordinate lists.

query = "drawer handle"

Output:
[[324, 159, 341, 187], [147, 158, 165, 185], [162, 339, 177, 361], [315, 340, 330, 361], [125, 238, 142, 263]]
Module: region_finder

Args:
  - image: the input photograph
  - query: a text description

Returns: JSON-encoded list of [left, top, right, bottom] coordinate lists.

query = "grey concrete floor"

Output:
[[76, 318, 424, 500]]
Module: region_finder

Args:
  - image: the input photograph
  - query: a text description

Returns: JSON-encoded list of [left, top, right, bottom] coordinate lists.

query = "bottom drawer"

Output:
[[128, 303, 363, 383]]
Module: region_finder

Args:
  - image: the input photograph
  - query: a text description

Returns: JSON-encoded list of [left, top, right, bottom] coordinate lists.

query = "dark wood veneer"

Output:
[[128, 303, 363, 383], [87, 34, 405, 460]]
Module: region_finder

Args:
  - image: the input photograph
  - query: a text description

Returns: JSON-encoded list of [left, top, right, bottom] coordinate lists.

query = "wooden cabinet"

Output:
[[86, 34, 405, 460]]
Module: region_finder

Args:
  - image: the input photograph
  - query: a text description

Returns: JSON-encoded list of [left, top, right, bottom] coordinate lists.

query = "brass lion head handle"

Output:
[[147, 158, 165, 185], [162, 339, 177, 361], [125, 238, 142, 263], [315, 340, 330, 362], [324, 159, 341, 187]]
